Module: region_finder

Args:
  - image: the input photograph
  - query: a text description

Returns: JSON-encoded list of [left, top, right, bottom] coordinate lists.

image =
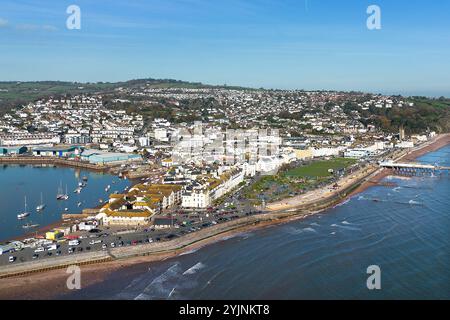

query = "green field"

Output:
[[242, 157, 357, 204], [284, 158, 357, 178]]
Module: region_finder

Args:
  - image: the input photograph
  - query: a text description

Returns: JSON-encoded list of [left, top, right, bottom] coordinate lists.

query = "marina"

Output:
[[0, 164, 131, 241]]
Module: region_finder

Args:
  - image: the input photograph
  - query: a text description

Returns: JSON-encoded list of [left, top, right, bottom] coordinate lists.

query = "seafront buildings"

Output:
[[0, 88, 437, 230]]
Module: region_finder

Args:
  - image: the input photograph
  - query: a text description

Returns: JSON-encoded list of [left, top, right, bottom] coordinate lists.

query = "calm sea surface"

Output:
[[0, 164, 130, 241], [63, 146, 450, 299]]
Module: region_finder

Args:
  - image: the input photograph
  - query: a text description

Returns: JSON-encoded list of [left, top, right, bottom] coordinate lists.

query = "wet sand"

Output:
[[1, 134, 449, 299]]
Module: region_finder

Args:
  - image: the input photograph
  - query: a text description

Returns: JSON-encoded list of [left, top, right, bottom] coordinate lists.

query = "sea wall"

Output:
[[0, 156, 108, 171]]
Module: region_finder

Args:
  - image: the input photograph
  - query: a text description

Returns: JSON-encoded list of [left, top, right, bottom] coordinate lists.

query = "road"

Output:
[[0, 206, 261, 267]]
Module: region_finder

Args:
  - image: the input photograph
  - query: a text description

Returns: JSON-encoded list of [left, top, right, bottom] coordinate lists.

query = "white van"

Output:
[[89, 239, 102, 245], [47, 244, 58, 251], [8, 256, 15, 263], [68, 240, 80, 246], [34, 247, 45, 253]]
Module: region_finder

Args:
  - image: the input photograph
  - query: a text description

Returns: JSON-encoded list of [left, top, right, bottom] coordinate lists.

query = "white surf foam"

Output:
[[183, 262, 206, 275]]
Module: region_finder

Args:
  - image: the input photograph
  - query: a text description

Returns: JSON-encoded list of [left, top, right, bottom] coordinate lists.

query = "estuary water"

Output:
[[66, 145, 448, 299], [0, 164, 130, 241]]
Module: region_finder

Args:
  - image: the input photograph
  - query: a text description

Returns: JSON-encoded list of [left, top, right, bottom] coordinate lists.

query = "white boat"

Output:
[[105, 185, 111, 192], [58, 185, 69, 200], [36, 193, 46, 212], [82, 176, 88, 181], [77, 202, 82, 207], [22, 222, 40, 229], [74, 187, 82, 194], [56, 181, 68, 200], [17, 196, 30, 220]]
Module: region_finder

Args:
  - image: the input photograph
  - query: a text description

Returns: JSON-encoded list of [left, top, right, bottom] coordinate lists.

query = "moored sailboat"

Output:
[[57, 183, 69, 200], [17, 196, 30, 220], [36, 192, 46, 212]]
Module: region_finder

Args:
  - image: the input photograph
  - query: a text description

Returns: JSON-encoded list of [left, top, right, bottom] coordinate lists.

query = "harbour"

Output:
[[0, 164, 131, 241]]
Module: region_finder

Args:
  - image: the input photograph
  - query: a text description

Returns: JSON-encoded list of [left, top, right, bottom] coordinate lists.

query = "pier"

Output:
[[380, 161, 450, 176]]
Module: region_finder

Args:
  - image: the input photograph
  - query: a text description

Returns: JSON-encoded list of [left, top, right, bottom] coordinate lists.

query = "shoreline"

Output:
[[1, 134, 449, 299], [0, 156, 109, 172]]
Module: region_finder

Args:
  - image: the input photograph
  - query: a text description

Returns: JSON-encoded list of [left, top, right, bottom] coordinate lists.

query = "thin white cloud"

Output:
[[42, 25, 58, 32], [15, 23, 57, 32], [0, 18, 8, 27]]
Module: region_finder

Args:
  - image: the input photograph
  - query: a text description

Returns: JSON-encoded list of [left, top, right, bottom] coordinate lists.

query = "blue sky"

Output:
[[1, 0, 449, 96]]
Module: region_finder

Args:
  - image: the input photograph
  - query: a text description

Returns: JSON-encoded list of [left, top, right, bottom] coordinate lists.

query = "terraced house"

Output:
[[182, 167, 244, 208]]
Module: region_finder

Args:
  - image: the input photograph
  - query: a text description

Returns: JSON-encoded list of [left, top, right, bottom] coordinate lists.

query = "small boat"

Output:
[[18, 196, 30, 220], [77, 202, 82, 207], [98, 198, 103, 204], [17, 212, 30, 220], [56, 182, 69, 200], [64, 207, 68, 211], [105, 185, 111, 192], [372, 198, 380, 202], [36, 193, 46, 212], [22, 222, 39, 229], [82, 176, 88, 181], [74, 187, 82, 194]]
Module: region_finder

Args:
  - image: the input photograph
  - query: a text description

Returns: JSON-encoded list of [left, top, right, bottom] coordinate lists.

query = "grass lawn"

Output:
[[284, 158, 357, 178], [242, 157, 357, 204]]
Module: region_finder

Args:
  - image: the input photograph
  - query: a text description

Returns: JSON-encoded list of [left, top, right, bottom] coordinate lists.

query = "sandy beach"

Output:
[[0, 134, 449, 299]]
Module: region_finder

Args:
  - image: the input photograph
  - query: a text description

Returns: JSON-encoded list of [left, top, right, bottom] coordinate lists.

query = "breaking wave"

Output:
[[183, 262, 206, 275]]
